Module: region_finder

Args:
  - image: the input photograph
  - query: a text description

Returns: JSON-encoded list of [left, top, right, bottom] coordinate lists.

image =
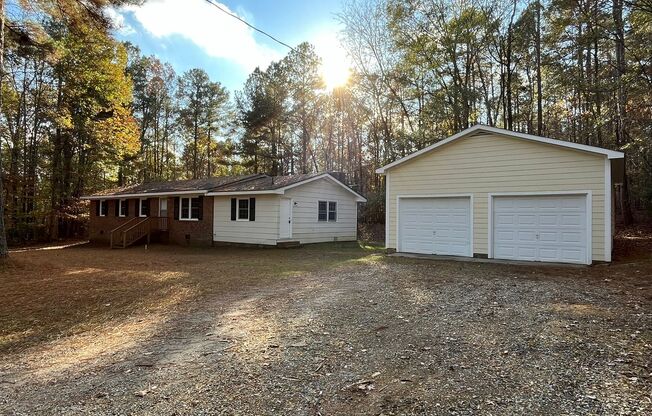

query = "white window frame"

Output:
[[99, 199, 107, 217], [139, 198, 148, 217], [118, 199, 127, 217], [237, 198, 250, 221], [328, 201, 337, 222], [318, 200, 337, 222], [179, 196, 200, 221]]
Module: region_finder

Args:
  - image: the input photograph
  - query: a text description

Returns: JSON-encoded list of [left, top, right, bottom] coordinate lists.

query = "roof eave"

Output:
[[81, 190, 209, 200], [205, 190, 284, 196]]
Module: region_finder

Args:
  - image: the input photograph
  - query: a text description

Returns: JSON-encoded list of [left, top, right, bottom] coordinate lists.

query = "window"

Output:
[[230, 198, 255, 221], [99, 200, 108, 217], [328, 201, 337, 221], [237, 198, 249, 220], [118, 199, 127, 217], [139, 198, 149, 217], [318, 201, 327, 221], [180, 197, 200, 220], [318, 200, 337, 222]]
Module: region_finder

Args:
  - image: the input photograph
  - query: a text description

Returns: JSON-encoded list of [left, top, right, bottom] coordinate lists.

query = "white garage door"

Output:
[[399, 197, 471, 256], [492, 195, 588, 264]]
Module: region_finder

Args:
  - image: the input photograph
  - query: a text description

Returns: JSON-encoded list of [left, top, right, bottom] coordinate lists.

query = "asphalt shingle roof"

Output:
[[209, 173, 322, 192], [89, 173, 344, 197], [91, 174, 262, 197]]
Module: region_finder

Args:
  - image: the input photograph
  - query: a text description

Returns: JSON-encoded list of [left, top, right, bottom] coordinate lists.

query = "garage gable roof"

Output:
[[375, 125, 625, 174]]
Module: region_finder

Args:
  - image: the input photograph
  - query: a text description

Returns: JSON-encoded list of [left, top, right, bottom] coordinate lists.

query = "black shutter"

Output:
[[174, 197, 180, 220], [145, 198, 151, 217], [95, 200, 100, 216], [230, 198, 237, 221], [125, 200, 129, 217], [197, 196, 204, 220], [249, 198, 256, 221]]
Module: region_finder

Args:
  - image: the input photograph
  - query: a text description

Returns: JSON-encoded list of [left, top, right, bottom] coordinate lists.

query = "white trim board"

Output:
[[376, 125, 624, 174], [487, 191, 593, 265], [384, 172, 390, 249], [604, 158, 612, 262], [396, 194, 474, 257]]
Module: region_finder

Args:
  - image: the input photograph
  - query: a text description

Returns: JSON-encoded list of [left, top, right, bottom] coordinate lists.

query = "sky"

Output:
[[110, 0, 349, 92]]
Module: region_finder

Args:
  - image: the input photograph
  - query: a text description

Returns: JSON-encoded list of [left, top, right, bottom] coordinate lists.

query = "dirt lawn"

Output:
[[0, 242, 651, 415]]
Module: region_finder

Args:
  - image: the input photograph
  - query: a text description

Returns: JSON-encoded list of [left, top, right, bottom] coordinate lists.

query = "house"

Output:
[[376, 125, 624, 265], [83, 173, 367, 248]]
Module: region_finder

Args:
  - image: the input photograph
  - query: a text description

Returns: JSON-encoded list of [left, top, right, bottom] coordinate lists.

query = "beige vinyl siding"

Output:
[[213, 195, 280, 245], [387, 132, 607, 261], [285, 178, 358, 243]]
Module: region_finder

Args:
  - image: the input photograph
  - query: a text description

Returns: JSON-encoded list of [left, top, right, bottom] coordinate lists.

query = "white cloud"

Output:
[[121, 0, 282, 72], [105, 7, 136, 36]]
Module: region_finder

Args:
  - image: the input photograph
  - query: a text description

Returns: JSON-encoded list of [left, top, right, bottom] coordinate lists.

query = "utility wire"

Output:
[[202, 0, 296, 52]]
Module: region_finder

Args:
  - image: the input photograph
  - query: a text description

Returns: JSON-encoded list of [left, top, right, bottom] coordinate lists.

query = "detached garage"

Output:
[[377, 125, 624, 264]]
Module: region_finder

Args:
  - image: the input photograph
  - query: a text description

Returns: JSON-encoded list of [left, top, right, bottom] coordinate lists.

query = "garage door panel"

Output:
[[560, 249, 585, 262], [493, 195, 588, 264], [561, 231, 582, 243], [561, 214, 582, 226], [496, 214, 516, 225], [517, 215, 537, 225], [517, 230, 538, 242], [539, 214, 558, 225], [399, 197, 471, 257], [516, 246, 537, 260]]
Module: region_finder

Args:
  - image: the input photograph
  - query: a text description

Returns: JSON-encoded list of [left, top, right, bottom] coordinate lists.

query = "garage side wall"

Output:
[[284, 178, 358, 243], [386, 133, 607, 261]]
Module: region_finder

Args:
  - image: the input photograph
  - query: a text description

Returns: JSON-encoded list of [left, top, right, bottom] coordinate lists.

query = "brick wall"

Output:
[[89, 196, 214, 247], [89, 198, 148, 243], [167, 196, 214, 246]]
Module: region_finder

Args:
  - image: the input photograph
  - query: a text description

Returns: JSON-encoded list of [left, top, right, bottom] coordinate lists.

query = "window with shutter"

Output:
[[237, 198, 249, 220], [118, 199, 127, 217], [139, 198, 149, 217], [179, 197, 200, 220], [99, 200, 108, 217]]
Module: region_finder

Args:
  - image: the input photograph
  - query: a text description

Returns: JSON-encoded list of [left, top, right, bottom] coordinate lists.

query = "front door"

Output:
[[279, 198, 292, 239], [159, 198, 168, 217], [159, 198, 168, 230]]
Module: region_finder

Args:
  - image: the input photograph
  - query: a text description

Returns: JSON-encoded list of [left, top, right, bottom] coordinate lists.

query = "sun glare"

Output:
[[315, 32, 351, 90], [322, 62, 351, 90]]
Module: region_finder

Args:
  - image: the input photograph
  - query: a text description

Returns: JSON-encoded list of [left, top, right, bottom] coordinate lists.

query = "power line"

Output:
[[202, 0, 296, 52]]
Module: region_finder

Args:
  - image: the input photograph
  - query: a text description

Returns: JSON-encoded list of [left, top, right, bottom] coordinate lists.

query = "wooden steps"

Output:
[[109, 217, 167, 249]]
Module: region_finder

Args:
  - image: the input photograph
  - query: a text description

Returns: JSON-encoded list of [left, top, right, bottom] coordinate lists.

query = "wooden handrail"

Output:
[[110, 216, 167, 248], [110, 217, 139, 248], [122, 218, 151, 248]]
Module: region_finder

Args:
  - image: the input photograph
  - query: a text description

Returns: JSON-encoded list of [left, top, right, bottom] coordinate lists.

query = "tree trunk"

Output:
[[0, 0, 9, 258], [613, 0, 634, 225], [536, 0, 543, 135]]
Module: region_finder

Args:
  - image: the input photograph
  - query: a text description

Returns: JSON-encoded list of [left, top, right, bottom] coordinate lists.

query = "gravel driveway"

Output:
[[1, 244, 650, 415]]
